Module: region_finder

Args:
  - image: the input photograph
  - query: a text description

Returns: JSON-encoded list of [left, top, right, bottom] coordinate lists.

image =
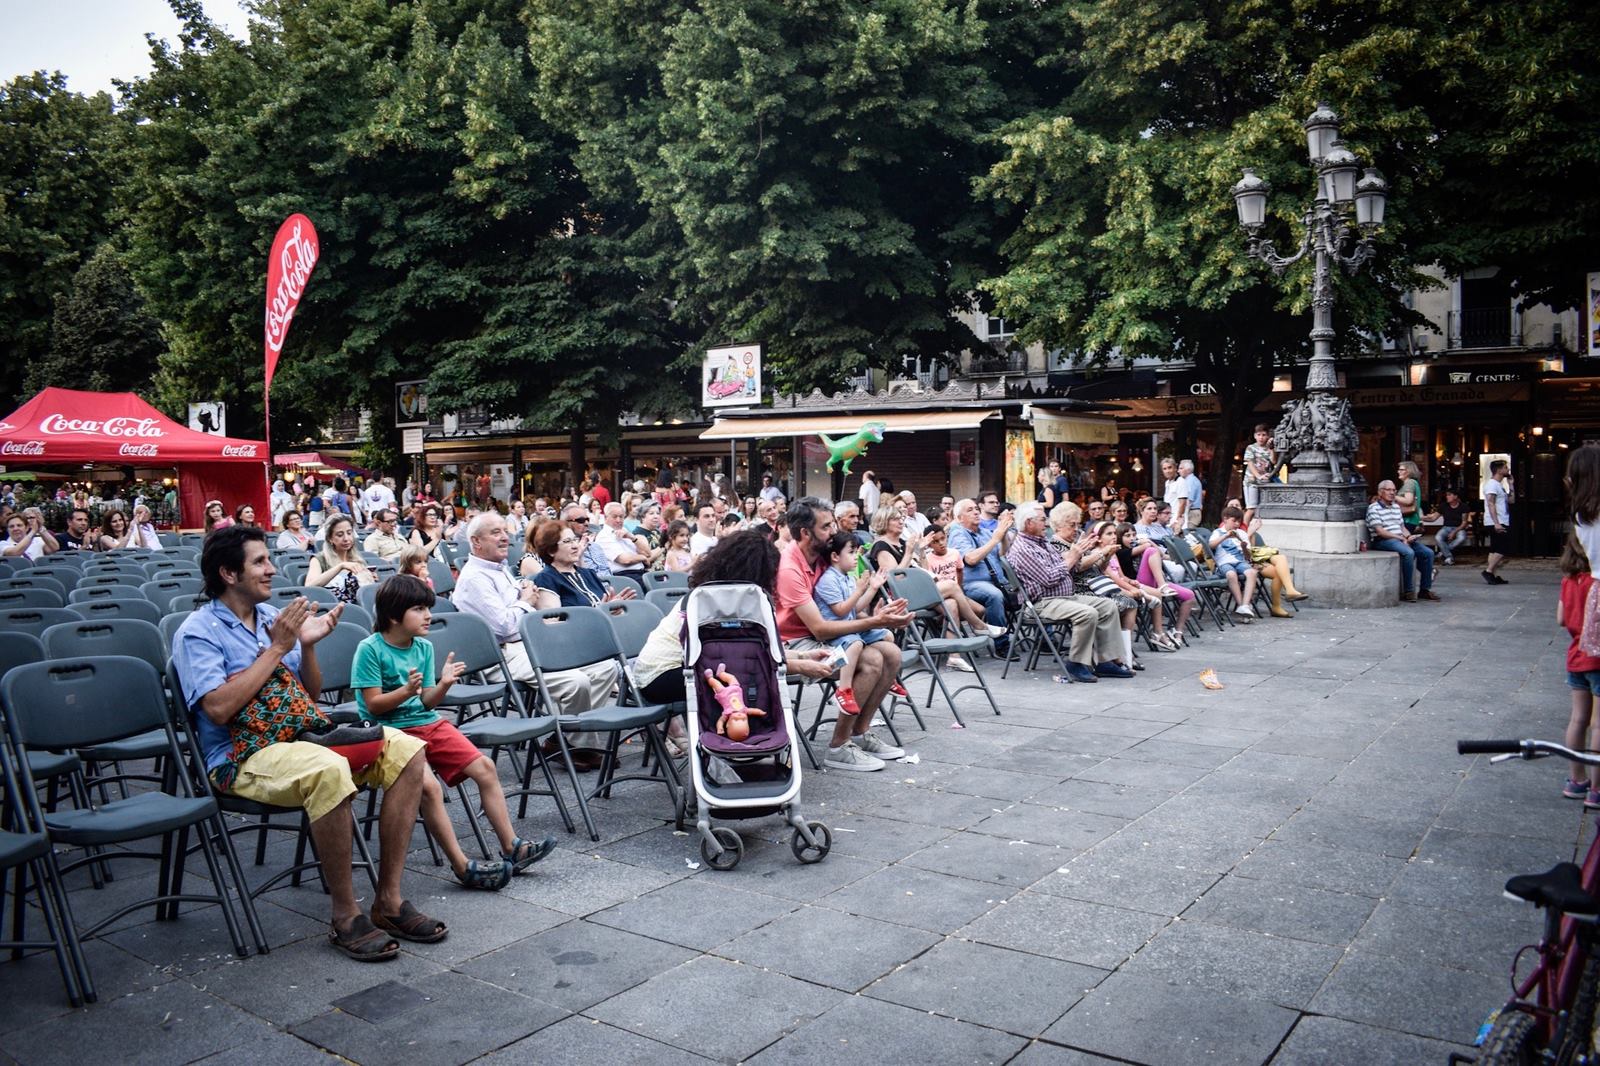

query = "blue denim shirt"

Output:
[[949, 524, 1003, 586]]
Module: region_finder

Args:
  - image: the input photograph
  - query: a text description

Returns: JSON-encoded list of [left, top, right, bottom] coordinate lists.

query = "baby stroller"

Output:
[[681, 582, 830, 871]]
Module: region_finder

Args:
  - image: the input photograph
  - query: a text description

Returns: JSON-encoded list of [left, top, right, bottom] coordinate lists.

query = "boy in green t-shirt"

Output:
[[353, 575, 555, 889]]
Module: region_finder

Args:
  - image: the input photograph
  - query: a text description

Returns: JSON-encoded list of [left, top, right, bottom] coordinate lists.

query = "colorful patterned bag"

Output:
[[209, 664, 331, 792]]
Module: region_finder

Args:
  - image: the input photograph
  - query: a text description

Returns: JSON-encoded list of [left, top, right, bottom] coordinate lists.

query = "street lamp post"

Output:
[[1230, 101, 1389, 524]]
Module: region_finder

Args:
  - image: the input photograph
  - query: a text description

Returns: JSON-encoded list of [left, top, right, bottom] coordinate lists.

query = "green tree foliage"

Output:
[[119, 0, 687, 453], [531, 0, 1024, 395], [25, 243, 165, 396], [976, 0, 1595, 518], [0, 73, 119, 410]]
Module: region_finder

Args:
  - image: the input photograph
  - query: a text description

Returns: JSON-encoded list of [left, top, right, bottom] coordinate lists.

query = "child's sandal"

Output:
[[455, 859, 513, 891], [503, 835, 557, 873]]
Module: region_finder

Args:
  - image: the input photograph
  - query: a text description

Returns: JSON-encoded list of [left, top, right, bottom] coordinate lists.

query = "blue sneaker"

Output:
[[1095, 662, 1135, 679], [1565, 778, 1589, 800], [1065, 662, 1098, 683]]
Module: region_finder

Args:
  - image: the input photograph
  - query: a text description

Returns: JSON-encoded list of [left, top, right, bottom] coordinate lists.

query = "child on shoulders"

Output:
[[353, 575, 555, 890]]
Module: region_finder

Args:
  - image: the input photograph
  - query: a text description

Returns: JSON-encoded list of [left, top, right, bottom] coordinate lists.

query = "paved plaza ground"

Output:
[[0, 560, 1582, 1065]]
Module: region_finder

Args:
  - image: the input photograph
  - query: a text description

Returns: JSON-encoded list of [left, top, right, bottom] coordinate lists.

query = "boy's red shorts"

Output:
[[402, 720, 484, 787]]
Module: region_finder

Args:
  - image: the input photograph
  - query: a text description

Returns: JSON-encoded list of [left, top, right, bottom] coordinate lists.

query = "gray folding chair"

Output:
[[266, 586, 339, 608], [420, 612, 578, 846], [642, 570, 690, 590], [645, 587, 690, 614], [25, 566, 81, 593], [71, 584, 142, 603], [159, 611, 192, 649], [1, 657, 263, 961], [520, 607, 680, 832], [338, 602, 374, 631], [69, 599, 165, 626], [426, 558, 455, 597], [141, 558, 188, 577], [996, 557, 1076, 680], [0, 588, 64, 609], [78, 570, 147, 587], [600, 572, 644, 599], [3, 575, 67, 601], [0, 556, 31, 572], [0, 702, 90, 1005], [141, 578, 205, 605], [885, 567, 999, 722], [0, 630, 45, 682], [357, 582, 380, 613], [167, 593, 210, 615], [0, 607, 80, 640]]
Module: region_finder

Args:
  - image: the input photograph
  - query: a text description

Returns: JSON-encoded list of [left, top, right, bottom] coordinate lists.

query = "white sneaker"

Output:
[[825, 741, 885, 772], [1234, 605, 1256, 620], [945, 654, 975, 673], [985, 623, 1008, 639], [854, 731, 905, 760]]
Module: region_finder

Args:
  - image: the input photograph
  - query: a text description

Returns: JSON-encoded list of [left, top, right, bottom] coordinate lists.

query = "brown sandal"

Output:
[[330, 914, 400, 962], [372, 900, 448, 943]]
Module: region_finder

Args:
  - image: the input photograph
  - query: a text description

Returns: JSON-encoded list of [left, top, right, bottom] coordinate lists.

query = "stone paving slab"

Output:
[[1, 562, 1588, 1063]]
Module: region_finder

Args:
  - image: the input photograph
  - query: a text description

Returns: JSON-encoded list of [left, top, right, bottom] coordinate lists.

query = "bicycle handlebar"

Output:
[[1458, 739, 1600, 765]]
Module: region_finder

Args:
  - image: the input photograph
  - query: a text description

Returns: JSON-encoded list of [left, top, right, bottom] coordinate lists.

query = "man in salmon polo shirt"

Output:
[[774, 497, 913, 772]]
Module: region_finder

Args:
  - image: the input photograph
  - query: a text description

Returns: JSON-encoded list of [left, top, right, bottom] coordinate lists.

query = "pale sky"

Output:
[[0, 0, 254, 95]]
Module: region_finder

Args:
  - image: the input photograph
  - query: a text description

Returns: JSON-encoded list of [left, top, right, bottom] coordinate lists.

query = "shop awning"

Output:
[[273, 451, 377, 479], [699, 409, 1001, 441], [1027, 408, 1120, 445]]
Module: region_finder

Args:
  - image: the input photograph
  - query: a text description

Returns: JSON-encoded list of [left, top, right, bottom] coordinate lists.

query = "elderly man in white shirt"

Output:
[[596, 502, 650, 580], [452, 513, 617, 766], [897, 490, 930, 539]]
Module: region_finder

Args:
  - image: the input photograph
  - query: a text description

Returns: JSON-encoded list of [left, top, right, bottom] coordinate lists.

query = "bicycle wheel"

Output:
[[1478, 1009, 1539, 1066], [1556, 950, 1600, 1066]]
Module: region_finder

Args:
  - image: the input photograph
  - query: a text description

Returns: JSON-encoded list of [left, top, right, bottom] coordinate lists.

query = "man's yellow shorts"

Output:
[[225, 727, 426, 822]]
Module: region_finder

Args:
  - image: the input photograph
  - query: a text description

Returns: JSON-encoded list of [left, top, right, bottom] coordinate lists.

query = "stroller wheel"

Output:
[[701, 827, 743, 871], [790, 821, 832, 864]]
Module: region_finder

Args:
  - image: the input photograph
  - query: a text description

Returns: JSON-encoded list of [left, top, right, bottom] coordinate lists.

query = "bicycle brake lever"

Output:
[[1489, 753, 1522, 764]]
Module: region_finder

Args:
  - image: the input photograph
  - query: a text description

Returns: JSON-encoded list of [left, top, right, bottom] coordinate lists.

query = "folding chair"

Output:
[[142, 558, 188, 577], [77, 572, 146, 590], [642, 570, 689, 590], [600, 573, 644, 599], [266, 585, 340, 609], [996, 558, 1075, 680], [162, 660, 377, 911], [3, 575, 67, 601], [0, 556, 32, 572], [885, 567, 999, 722], [0, 607, 80, 640], [357, 582, 380, 612], [28, 565, 83, 592], [0, 588, 64, 610], [338, 602, 374, 631], [71, 584, 144, 603], [426, 558, 456, 597], [1, 657, 262, 959], [421, 612, 579, 847], [166, 593, 210, 616], [1159, 536, 1232, 631], [141, 578, 204, 606], [598, 599, 683, 751], [646, 587, 690, 614], [0, 707, 90, 1005], [70, 599, 164, 626], [520, 608, 680, 833]]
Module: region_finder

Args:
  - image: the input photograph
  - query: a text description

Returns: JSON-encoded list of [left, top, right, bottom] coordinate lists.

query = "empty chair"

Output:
[[426, 557, 455, 597], [76, 572, 145, 590], [141, 578, 205, 605], [0, 588, 65, 610], [159, 611, 192, 650], [0, 607, 80, 640], [142, 558, 188, 576], [265, 585, 340, 608], [70, 585, 144, 605], [642, 570, 690, 590], [357, 582, 380, 612], [599, 598, 666, 659], [0, 657, 262, 972], [167, 545, 201, 561], [600, 573, 644, 600], [42, 618, 169, 675], [22, 565, 80, 592], [0, 631, 45, 683], [69, 599, 164, 626], [645, 587, 690, 614], [338, 602, 374, 631], [0, 556, 32, 572], [3, 575, 67, 601]]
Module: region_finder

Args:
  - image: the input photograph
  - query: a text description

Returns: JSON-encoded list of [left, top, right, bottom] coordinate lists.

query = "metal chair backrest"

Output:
[[520, 606, 623, 674], [645, 587, 690, 614], [601, 572, 644, 599], [642, 570, 690, 589], [3, 575, 67, 601], [141, 578, 205, 605], [0, 631, 45, 684], [426, 558, 455, 597], [168, 592, 210, 615], [23, 566, 80, 592], [0, 607, 79, 640], [42, 617, 168, 674], [418, 612, 505, 677], [69, 598, 164, 626], [599, 598, 666, 658], [1, 656, 171, 750], [0, 587, 65, 609]]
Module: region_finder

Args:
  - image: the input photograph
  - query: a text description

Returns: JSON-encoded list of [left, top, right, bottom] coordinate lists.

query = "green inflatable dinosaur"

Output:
[[820, 421, 887, 474]]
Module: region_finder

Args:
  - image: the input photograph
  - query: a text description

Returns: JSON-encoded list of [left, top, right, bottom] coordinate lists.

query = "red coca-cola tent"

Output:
[[0, 388, 269, 528]]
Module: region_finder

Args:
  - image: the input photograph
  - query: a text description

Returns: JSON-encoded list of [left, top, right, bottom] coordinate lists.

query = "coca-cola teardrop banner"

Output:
[[264, 213, 320, 397]]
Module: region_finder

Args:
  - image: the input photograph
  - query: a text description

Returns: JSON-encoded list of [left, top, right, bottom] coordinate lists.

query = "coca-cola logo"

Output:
[[265, 219, 319, 354], [39, 415, 165, 438], [0, 441, 44, 456], [118, 443, 159, 458], [220, 444, 257, 457]]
